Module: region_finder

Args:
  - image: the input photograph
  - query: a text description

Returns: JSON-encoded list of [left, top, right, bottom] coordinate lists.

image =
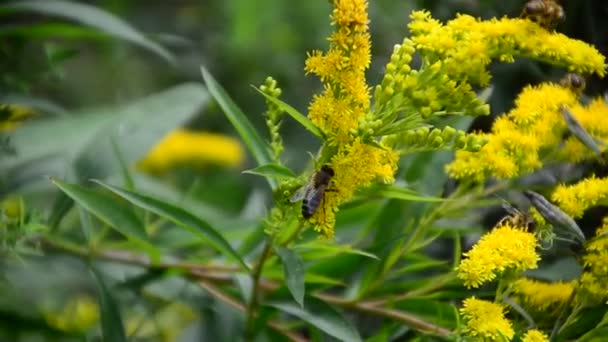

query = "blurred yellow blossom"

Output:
[[138, 129, 244, 173], [522, 329, 550, 342], [460, 297, 514, 341], [512, 278, 575, 311], [579, 217, 608, 303], [552, 176, 608, 218], [457, 223, 539, 288], [43, 295, 99, 332], [0, 104, 37, 131]]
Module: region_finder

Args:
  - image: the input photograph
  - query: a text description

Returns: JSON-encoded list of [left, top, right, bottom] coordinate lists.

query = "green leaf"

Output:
[[51, 178, 147, 242], [242, 163, 296, 180], [274, 245, 305, 308], [92, 180, 249, 271], [294, 241, 379, 260], [268, 298, 361, 342], [1, 83, 208, 184], [253, 86, 323, 138], [0, 0, 174, 64], [90, 267, 127, 342], [201, 66, 273, 170], [365, 184, 446, 202]]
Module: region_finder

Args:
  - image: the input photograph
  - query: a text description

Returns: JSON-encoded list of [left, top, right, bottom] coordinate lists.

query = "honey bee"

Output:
[[521, 0, 565, 29], [559, 73, 586, 95], [497, 201, 536, 232], [290, 165, 335, 219]]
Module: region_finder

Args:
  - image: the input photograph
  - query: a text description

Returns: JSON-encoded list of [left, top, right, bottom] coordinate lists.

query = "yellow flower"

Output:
[[408, 11, 605, 86], [512, 278, 575, 311], [522, 329, 550, 342], [446, 83, 579, 182], [305, 0, 371, 145], [138, 129, 244, 173], [460, 297, 514, 341], [579, 217, 608, 303], [456, 223, 539, 288], [43, 295, 99, 332], [552, 176, 608, 218], [0, 104, 37, 131], [310, 138, 398, 238]]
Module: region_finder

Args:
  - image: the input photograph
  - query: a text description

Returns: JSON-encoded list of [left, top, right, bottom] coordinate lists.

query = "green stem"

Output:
[[244, 237, 274, 339]]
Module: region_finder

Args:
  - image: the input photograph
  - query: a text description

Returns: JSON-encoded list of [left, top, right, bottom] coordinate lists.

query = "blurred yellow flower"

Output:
[[43, 295, 99, 332], [460, 297, 514, 341], [522, 329, 550, 342], [457, 223, 539, 288], [579, 217, 608, 303], [138, 129, 244, 173], [0, 104, 37, 131], [512, 278, 575, 311], [552, 176, 608, 218]]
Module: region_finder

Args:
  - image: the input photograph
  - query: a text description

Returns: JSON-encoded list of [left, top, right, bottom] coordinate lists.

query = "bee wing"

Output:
[[290, 184, 311, 203], [502, 201, 520, 216]]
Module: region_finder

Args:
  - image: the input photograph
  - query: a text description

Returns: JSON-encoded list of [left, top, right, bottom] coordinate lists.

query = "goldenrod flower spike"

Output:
[[305, 0, 371, 145], [460, 297, 515, 341], [456, 223, 539, 288]]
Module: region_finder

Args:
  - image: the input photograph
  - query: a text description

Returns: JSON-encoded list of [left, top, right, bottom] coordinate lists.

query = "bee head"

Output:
[[320, 165, 335, 177]]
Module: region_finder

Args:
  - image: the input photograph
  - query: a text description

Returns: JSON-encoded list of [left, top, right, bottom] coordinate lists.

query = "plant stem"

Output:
[[244, 237, 274, 339]]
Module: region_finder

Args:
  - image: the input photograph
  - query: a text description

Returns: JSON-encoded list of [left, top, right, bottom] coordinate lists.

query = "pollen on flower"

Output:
[[460, 297, 515, 341], [456, 223, 539, 288], [551, 176, 608, 218], [522, 329, 550, 342]]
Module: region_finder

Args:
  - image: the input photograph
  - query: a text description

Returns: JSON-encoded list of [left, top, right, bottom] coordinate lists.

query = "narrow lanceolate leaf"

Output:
[[90, 267, 127, 342], [561, 106, 601, 156], [268, 298, 362, 342], [365, 184, 446, 202], [253, 86, 324, 138], [242, 163, 296, 180], [51, 178, 147, 241], [274, 245, 305, 308], [92, 180, 249, 271], [0, 0, 174, 64], [201, 66, 273, 168], [524, 190, 586, 244]]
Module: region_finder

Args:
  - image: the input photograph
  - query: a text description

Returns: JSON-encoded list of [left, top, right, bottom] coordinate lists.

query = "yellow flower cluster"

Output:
[[579, 218, 608, 303], [447, 83, 581, 182], [460, 297, 514, 341], [305, 0, 371, 145], [408, 11, 605, 86], [512, 278, 575, 311], [457, 223, 539, 288], [303, 0, 399, 237], [522, 329, 550, 342], [552, 176, 608, 218], [138, 129, 244, 173]]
